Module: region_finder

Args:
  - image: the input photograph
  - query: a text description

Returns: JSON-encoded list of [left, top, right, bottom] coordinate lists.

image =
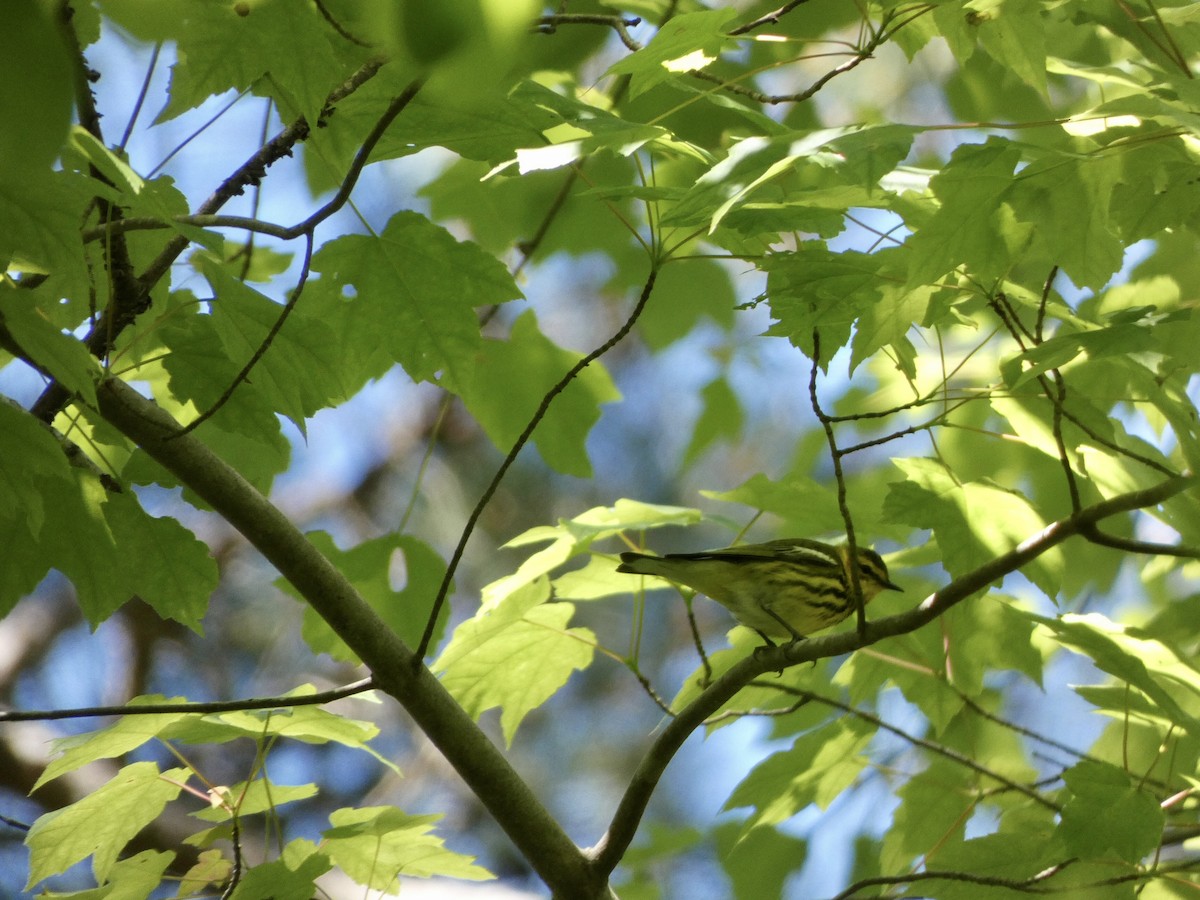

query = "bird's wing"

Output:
[[668, 538, 839, 564]]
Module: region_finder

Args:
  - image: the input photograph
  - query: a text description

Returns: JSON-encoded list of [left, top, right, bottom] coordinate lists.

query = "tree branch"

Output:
[[29, 58, 387, 424], [172, 232, 315, 436], [56, 0, 143, 347], [535, 14, 643, 51], [0, 678, 374, 723], [92, 376, 603, 899], [808, 329, 867, 633], [588, 472, 1196, 877], [780, 687, 1060, 810], [729, 0, 814, 35], [691, 10, 903, 105], [415, 267, 661, 660], [832, 856, 1200, 899]]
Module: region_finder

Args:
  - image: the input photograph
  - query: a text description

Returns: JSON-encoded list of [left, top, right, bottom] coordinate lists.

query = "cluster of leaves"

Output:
[[24, 693, 488, 895], [2, 0, 1200, 897]]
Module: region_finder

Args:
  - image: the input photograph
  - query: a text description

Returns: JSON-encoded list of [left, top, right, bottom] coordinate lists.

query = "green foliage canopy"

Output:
[[1, 0, 1200, 897]]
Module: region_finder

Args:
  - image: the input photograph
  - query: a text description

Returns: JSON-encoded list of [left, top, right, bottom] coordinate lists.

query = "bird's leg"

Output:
[[763, 607, 806, 644], [750, 630, 787, 676]]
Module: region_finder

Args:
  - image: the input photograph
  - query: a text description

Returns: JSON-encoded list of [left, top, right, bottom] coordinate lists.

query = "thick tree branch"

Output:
[[588, 472, 1196, 876], [535, 14, 642, 51], [92, 376, 604, 899]]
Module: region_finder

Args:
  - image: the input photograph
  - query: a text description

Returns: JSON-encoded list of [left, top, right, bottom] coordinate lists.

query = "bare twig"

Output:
[[535, 14, 642, 51], [788, 686, 1060, 811], [118, 41, 160, 151], [312, 0, 374, 48], [808, 330, 867, 634], [629, 669, 675, 717], [0, 677, 374, 722], [173, 231, 315, 436], [691, 10, 901, 105], [158, 79, 421, 435], [729, 0, 814, 35], [954, 689, 1099, 768], [415, 268, 661, 661], [55, 0, 143, 354], [0, 813, 31, 832], [30, 57, 388, 424], [829, 859, 1080, 899], [1078, 527, 1200, 558], [831, 856, 1200, 899]]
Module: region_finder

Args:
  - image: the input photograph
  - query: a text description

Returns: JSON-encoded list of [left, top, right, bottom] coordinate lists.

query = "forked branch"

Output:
[[588, 472, 1196, 876], [92, 376, 603, 898]]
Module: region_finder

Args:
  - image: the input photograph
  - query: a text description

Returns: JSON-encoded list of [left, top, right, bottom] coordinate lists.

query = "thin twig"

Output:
[[0, 814, 31, 833], [1143, 0, 1191, 76], [0, 677, 375, 723], [119, 41, 160, 151], [233, 99, 275, 282], [691, 10, 901, 105], [55, 0, 143, 367], [758, 684, 1060, 811], [162, 81, 420, 435], [1035, 265, 1057, 342], [288, 80, 423, 237], [830, 856, 1200, 899], [1116, 0, 1190, 75], [955, 689, 1098, 768], [836, 396, 978, 454], [808, 330, 867, 634], [1078, 527, 1200, 558], [415, 269, 661, 661], [174, 231, 315, 436], [146, 88, 254, 180], [629, 669, 675, 717], [85, 81, 421, 249], [828, 859, 1080, 899], [684, 595, 714, 685], [729, 0, 814, 35], [988, 283, 1179, 483], [312, 0, 374, 47]]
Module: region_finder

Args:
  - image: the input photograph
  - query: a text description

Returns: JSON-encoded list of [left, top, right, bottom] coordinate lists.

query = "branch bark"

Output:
[[589, 472, 1197, 876], [93, 376, 606, 899]]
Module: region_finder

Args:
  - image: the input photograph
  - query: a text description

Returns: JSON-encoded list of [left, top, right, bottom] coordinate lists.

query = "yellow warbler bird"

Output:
[[617, 537, 901, 643]]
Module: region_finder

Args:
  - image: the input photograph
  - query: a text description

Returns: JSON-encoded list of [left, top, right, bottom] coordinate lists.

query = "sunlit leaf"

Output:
[[323, 806, 493, 886], [433, 578, 594, 745], [26, 763, 187, 886]]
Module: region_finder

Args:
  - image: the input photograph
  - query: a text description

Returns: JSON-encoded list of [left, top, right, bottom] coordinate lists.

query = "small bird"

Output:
[[616, 537, 901, 643]]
